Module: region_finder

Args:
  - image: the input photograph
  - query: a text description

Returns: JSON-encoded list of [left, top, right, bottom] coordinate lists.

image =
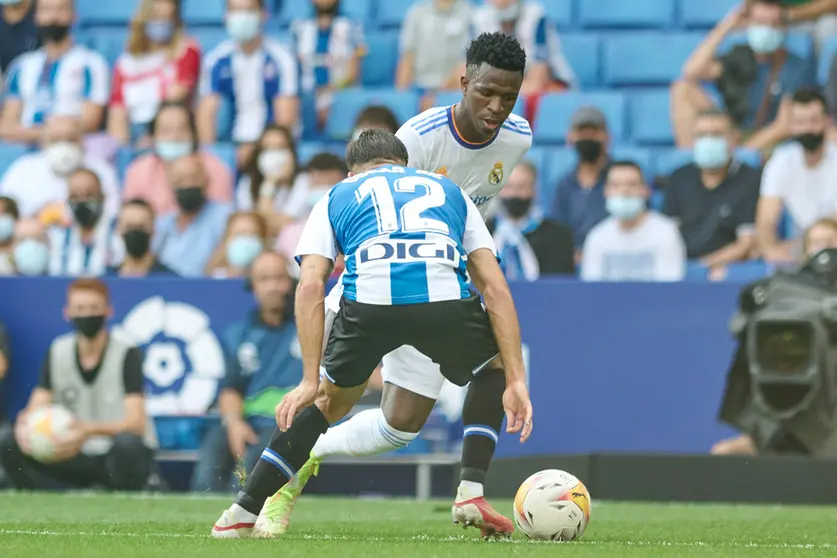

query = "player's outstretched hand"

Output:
[[503, 380, 533, 443], [276, 379, 319, 432]]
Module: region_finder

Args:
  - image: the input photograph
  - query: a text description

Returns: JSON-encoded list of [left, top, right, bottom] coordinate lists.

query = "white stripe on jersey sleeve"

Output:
[[294, 196, 338, 263], [460, 190, 497, 255], [264, 40, 300, 97]]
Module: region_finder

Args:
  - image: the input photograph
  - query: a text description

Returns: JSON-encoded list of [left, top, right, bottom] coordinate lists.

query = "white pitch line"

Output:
[[0, 530, 835, 550]]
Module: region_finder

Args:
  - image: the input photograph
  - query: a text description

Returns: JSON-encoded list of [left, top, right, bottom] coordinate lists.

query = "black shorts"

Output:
[[322, 294, 500, 389]]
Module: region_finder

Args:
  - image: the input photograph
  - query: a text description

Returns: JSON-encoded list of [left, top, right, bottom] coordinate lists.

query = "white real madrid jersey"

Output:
[[395, 105, 533, 219]]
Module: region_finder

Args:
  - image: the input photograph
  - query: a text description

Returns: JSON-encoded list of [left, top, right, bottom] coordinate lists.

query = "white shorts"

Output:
[[322, 281, 448, 400]]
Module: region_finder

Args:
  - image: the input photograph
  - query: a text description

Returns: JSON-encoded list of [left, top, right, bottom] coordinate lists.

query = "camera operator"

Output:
[[713, 218, 837, 456]]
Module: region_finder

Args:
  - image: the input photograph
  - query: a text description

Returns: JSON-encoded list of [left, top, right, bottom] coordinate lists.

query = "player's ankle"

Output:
[[230, 503, 258, 522], [457, 480, 484, 500]]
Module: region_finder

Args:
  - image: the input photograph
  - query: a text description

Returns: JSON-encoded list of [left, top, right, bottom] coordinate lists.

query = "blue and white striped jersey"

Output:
[[4, 44, 110, 127], [295, 165, 496, 306], [291, 16, 365, 93]]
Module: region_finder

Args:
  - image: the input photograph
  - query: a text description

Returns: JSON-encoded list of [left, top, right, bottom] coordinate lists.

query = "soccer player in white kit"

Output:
[[212, 32, 532, 539]]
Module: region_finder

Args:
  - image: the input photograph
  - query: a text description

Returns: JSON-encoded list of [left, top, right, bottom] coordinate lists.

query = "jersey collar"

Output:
[[446, 105, 501, 150]]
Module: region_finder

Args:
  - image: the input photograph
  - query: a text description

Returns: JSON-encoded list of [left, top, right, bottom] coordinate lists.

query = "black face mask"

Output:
[[796, 132, 825, 152], [123, 229, 151, 258], [175, 186, 206, 213], [38, 23, 71, 43], [72, 315, 106, 339], [502, 197, 533, 219], [70, 200, 102, 229], [575, 139, 603, 163]]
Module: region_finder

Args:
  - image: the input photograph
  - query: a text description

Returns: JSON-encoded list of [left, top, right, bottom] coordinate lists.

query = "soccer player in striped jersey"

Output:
[[212, 32, 532, 540]]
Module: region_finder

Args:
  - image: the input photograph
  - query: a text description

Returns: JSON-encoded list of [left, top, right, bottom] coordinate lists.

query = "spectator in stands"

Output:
[[778, 0, 837, 52], [0, 196, 20, 276], [581, 161, 686, 282], [0, 0, 38, 74], [108, 0, 202, 147], [0, 279, 155, 491], [664, 109, 761, 272], [351, 105, 400, 139], [397, 0, 472, 96], [11, 217, 49, 276], [0, 115, 119, 220], [108, 198, 177, 277], [198, 0, 300, 168], [154, 154, 232, 277], [487, 161, 575, 278], [551, 106, 611, 251], [0, 0, 109, 145], [292, 0, 365, 130], [122, 101, 233, 215], [672, 1, 816, 153], [275, 153, 348, 270], [205, 211, 267, 278], [190, 252, 300, 493], [471, 0, 575, 120], [236, 125, 300, 240], [756, 89, 837, 263], [46, 168, 117, 277]]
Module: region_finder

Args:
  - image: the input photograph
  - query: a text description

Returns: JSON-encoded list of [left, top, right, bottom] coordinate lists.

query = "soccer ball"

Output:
[[24, 405, 75, 462], [513, 469, 592, 541]]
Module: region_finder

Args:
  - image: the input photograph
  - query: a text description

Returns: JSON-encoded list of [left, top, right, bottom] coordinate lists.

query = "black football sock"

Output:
[[460, 368, 506, 485], [234, 406, 330, 515]]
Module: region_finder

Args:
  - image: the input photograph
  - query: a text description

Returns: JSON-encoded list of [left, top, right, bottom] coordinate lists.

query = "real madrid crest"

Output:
[[489, 162, 504, 186]]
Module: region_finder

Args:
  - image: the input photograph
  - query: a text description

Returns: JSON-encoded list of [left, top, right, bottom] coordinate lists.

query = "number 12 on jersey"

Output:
[[355, 175, 451, 235]]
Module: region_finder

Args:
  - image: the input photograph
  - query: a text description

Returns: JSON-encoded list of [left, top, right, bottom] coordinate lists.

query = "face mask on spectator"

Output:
[[501, 197, 532, 219], [226, 11, 261, 43], [258, 150, 292, 177], [747, 25, 784, 54], [693, 136, 730, 169], [494, 1, 520, 21], [14, 238, 49, 276], [156, 140, 193, 162], [227, 235, 263, 268], [307, 187, 330, 208], [175, 186, 206, 213], [37, 23, 70, 43], [574, 139, 603, 163], [606, 196, 645, 221], [72, 315, 106, 339], [70, 199, 103, 229], [145, 20, 175, 43], [0, 215, 14, 243], [796, 132, 825, 152], [123, 229, 152, 258], [45, 141, 83, 176]]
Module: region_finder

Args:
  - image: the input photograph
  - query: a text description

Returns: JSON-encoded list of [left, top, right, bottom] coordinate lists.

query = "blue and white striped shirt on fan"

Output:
[[4, 45, 110, 127], [47, 218, 119, 277], [294, 165, 497, 306], [292, 17, 365, 93]]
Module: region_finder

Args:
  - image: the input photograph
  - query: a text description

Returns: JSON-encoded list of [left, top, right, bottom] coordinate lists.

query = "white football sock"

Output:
[[457, 480, 484, 501], [230, 503, 257, 522], [311, 408, 418, 459]]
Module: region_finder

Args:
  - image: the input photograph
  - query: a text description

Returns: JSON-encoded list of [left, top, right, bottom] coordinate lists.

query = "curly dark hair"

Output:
[[465, 32, 526, 75]]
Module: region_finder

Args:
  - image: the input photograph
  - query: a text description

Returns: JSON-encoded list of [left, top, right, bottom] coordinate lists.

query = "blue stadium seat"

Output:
[[0, 144, 29, 176], [717, 32, 813, 60], [278, 0, 372, 27], [654, 148, 692, 176], [629, 89, 674, 145], [192, 27, 229, 54], [603, 33, 704, 86], [430, 91, 526, 117], [206, 143, 237, 174], [685, 261, 708, 281], [297, 141, 346, 165], [362, 32, 399, 87], [534, 147, 577, 212], [375, 0, 414, 29], [85, 28, 128, 66], [533, 91, 627, 144], [818, 36, 837, 85], [561, 34, 601, 88], [649, 189, 665, 211], [680, 0, 737, 29], [578, 0, 675, 29], [76, 0, 140, 26], [611, 146, 654, 178], [327, 89, 420, 140], [182, 0, 226, 26], [723, 261, 772, 282], [735, 147, 762, 168], [541, 0, 573, 28]]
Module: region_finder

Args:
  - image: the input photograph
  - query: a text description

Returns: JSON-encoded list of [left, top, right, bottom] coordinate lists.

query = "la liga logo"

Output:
[[113, 297, 225, 416]]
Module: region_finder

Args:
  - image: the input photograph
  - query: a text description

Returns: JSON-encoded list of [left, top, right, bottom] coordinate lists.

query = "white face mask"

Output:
[[45, 141, 83, 176], [494, 1, 520, 21], [226, 11, 261, 43], [307, 187, 330, 208], [258, 150, 292, 177]]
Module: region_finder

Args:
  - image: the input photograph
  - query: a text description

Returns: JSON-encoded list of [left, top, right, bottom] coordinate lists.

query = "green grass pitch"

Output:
[[1, 493, 836, 557]]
